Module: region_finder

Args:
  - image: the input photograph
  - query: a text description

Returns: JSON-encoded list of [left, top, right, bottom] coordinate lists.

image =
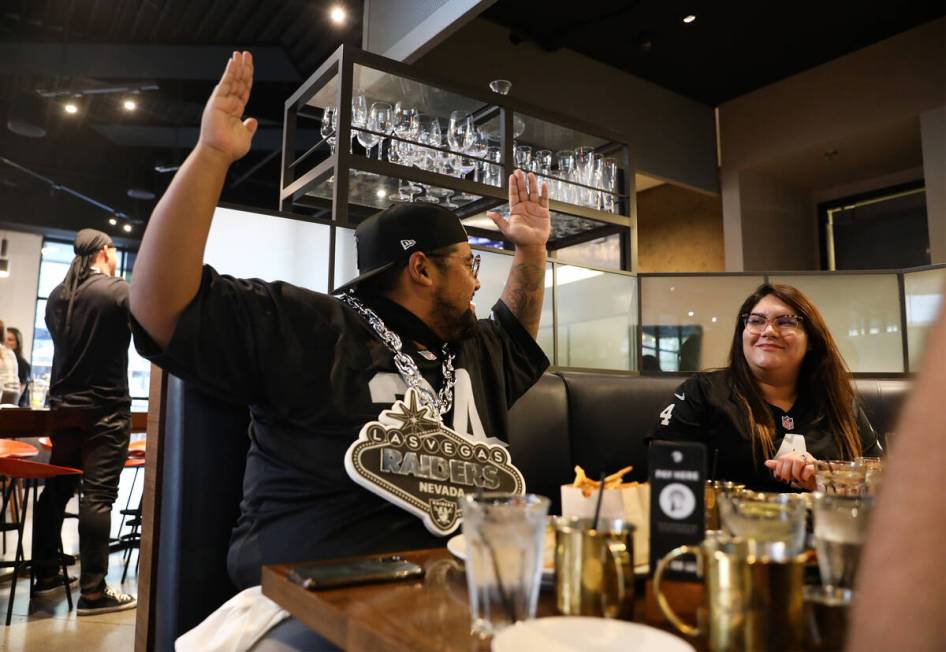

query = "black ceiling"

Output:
[[2, 1, 943, 242], [0, 0, 361, 240], [482, 0, 946, 106]]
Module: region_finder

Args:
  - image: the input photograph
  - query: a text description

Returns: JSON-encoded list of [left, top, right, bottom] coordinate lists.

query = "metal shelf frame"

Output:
[[280, 44, 637, 270]]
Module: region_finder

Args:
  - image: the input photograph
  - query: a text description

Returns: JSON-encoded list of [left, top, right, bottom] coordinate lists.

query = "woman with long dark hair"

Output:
[[652, 283, 882, 491], [4, 326, 31, 407]]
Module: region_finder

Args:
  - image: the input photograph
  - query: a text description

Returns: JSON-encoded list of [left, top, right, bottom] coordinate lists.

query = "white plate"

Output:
[[492, 617, 696, 652], [446, 534, 555, 580], [446, 534, 649, 578]]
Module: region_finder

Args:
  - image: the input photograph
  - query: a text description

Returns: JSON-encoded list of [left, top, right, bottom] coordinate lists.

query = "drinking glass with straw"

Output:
[[461, 492, 549, 638]]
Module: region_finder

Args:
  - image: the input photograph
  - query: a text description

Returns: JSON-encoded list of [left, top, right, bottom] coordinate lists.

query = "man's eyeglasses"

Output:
[[428, 253, 481, 279], [742, 313, 804, 334]]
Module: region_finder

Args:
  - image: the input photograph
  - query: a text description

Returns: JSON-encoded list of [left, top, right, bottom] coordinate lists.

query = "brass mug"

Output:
[[705, 481, 746, 530], [553, 517, 635, 619], [654, 532, 806, 652]]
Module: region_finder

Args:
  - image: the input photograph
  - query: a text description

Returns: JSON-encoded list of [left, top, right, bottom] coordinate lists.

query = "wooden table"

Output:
[[0, 408, 147, 438], [262, 548, 706, 652]]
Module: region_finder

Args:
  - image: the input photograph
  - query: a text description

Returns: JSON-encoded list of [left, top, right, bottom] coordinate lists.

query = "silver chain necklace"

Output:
[[339, 291, 456, 417]]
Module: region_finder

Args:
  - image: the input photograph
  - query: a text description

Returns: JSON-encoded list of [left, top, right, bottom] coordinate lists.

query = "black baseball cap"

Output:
[[332, 202, 469, 295]]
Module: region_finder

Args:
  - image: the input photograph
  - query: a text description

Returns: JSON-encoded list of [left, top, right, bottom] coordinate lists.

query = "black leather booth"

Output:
[[151, 371, 909, 649]]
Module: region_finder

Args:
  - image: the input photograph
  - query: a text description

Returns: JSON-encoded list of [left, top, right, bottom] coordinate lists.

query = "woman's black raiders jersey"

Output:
[[651, 370, 882, 491], [132, 265, 549, 589]]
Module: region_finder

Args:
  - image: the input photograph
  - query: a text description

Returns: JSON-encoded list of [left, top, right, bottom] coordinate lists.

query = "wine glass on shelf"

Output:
[[351, 92, 368, 156], [392, 103, 418, 167], [466, 128, 489, 182], [370, 102, 394, 161], [414, 115, 441, 203], [320, 106, 336, 154], [448, 111, 473, 153]]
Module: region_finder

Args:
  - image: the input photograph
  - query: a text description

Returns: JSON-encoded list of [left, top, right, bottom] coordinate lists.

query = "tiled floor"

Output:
[[0, 472, 142, 651]]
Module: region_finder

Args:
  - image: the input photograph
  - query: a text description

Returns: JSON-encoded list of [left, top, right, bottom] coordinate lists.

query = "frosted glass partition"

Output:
[[555, 266, 637, 371], [475, 250, 554, 362], [904, 267, 946, 370], [640, 276, 765, 371], [771, 274, 903, 373], [333, 226, 358, 290], [206, 207, 330, 292]]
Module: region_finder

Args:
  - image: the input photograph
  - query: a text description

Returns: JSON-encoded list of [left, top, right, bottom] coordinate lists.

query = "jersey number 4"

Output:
[[659, 403, 675, 426]]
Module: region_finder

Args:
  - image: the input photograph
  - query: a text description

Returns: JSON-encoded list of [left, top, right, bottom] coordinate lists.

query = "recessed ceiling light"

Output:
[[329, 5, 346, 24], [64, 102, 78, 115], [108, 217, 118, 226], [123, 223, 133, 233], [123, 99, 137, 111], [376, 189, 387, 199], [688, 311, 695, 317], [711, 317, 717, 323], [683, 14, 696, 24]]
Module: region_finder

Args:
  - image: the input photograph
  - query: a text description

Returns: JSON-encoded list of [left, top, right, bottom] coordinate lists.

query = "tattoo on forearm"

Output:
[[502, 262, 545, 338]]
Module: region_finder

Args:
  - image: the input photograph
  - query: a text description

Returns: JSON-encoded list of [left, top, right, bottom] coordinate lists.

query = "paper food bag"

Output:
[[560, 483, 650, 567]]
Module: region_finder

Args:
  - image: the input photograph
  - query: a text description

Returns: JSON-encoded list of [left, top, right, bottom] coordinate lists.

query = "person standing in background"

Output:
[[32, 229, 136, 614], [4, 326, 31, 407], [0, 319, 20, 404]]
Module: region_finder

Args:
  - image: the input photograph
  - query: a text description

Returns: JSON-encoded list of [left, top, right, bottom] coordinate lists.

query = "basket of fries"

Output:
[[561, 465, 650, 567]]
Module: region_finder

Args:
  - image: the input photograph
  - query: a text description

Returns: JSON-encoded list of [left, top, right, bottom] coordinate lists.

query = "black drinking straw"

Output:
[[711, 448, 719, 482], [592, 471, 607, 531], [475, 487, 516, 623]]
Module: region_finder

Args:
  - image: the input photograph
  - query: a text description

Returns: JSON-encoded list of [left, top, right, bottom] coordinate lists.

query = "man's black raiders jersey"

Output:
[[132, 265, 549, 589], [651, 370, 882, 491]]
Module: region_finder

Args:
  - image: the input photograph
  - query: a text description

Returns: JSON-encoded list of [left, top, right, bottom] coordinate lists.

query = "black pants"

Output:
[[32, 409, 131, 594]]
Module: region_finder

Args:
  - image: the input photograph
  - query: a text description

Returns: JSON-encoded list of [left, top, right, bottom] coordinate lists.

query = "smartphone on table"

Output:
[[287, 555, 424, 590]]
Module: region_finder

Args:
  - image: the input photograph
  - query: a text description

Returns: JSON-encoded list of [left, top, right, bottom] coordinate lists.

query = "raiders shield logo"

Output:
[[429, 498, 458, 530], [781, 415, 795, 430]]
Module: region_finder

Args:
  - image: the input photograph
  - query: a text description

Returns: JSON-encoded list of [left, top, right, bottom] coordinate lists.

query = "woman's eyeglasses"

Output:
[[742, 313, 804, 333], [428, 253, 481, 279]]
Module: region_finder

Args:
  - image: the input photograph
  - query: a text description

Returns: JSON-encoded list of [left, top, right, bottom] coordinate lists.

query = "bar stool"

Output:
[[0, 440, 39, 555], [0, 457, 81, 625], [116, 440, 146, 581]]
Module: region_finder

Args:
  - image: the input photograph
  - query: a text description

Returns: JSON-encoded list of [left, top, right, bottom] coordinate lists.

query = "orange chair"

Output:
[[0, 457, 81, 625], [0, 440, 38, 555]]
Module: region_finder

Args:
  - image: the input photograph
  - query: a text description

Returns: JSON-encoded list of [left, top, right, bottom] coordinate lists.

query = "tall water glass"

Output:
[[812, 492, 873, 590], [320, 106, 336, 155], [601, 158, 619, 213], [574, 146, 595, 206], [462, 493, 550, 638], [556, 150, 576, 202], [485, 146, 503, 187]]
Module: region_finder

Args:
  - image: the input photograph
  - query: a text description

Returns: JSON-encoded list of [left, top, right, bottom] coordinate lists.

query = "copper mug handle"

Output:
[[653, 544, 703, 638], [599, 539, 631, 617]]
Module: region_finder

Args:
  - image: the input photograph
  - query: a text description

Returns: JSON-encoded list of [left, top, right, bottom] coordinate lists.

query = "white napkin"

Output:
[[175, 586, 290, 652], [775, 433, 808, 458]]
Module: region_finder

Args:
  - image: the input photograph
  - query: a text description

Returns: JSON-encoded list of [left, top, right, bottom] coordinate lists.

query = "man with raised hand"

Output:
[[131, 52, 551, 650]]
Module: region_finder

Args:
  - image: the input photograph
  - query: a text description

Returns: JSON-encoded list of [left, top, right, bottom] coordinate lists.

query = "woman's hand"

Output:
[[764, 452, 817, 491]]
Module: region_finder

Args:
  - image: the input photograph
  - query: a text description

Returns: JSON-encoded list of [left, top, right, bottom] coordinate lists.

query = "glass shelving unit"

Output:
[[280, 45, 634, 270]]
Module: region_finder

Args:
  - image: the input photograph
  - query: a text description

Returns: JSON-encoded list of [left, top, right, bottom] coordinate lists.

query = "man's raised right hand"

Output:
[[199, 51, 258, 163]]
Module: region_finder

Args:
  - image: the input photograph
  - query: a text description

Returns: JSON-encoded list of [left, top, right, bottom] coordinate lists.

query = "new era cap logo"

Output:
[[400, 239, 416, 250]]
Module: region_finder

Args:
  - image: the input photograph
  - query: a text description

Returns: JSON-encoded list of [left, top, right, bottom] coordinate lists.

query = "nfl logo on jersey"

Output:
[[781, 415, 794, 430]]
